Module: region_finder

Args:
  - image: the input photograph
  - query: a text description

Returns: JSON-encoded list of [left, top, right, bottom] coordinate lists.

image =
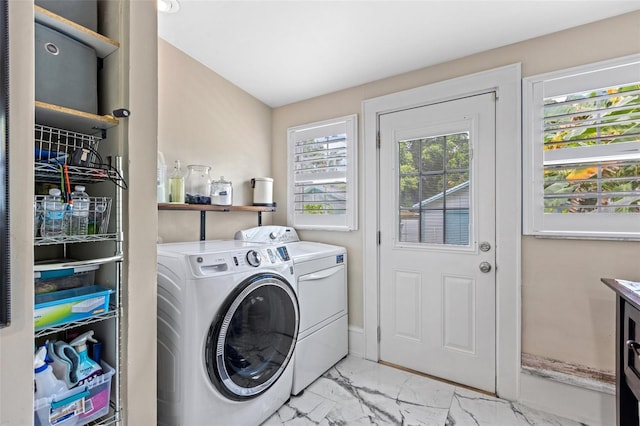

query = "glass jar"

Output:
[[185, 165, 212, 204], [211, 176, 232, 206]]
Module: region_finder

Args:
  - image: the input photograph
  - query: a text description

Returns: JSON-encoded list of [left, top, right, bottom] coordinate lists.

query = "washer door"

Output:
[[205, 273, 299, 400]]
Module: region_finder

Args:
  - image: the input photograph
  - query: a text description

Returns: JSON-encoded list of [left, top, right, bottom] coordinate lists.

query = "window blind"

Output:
[[523, 55, 640, 238], [542, 84, 640, 214], [293, 134, 348, 215], [287, 115, 357, 231]]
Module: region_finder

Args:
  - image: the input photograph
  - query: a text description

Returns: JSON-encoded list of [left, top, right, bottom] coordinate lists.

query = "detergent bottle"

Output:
[[70, 331, 103, 384], [34, 346, 67, 400]]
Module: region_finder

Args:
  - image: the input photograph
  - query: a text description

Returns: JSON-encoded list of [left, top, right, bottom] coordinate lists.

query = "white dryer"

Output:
[[157, 240, 298, 425], [235, 226, 348, 395]]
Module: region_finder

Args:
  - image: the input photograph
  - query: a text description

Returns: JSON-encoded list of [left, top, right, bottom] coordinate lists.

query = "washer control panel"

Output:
[[188, 245, 292, 276], [246, 250, 262, 267]]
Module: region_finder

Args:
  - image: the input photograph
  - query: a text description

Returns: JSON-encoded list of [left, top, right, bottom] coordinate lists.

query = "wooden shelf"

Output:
[[35, 101, 119, 134], [158, 203, 276, 212], [158, 204, 276, 240], [35, 5, 119, 58]]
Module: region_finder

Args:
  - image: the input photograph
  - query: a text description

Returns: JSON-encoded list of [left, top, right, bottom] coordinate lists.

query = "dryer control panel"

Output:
[[235, 225, 300, 244]]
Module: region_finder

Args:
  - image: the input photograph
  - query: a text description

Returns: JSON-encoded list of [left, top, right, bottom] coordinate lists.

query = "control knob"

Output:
[[246, 250, 262, 267]]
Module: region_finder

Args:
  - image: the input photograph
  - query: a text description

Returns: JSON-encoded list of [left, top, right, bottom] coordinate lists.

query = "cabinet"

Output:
[[33, 3, 124, 425], [601, 278, 640, 426]]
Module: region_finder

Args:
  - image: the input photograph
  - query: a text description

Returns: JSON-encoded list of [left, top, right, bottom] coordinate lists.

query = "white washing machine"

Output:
[[235, 226, 348, 395], [157, 240, 299, 425]]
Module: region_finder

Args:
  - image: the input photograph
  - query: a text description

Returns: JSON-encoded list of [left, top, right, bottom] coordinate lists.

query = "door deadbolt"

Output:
[[479, 262, 492, 273], [479, 241, 491, 252]]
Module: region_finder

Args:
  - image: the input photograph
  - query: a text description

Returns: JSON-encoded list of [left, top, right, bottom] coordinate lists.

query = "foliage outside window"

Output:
[[287, 115, 357, 231], [398, 132, 470, 245], [523, 55, 640, 239]]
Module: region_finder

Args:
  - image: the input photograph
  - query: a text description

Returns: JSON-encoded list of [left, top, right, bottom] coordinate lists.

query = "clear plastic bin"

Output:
[[34, 361, 115, 426], [34, 260, 99, 295]]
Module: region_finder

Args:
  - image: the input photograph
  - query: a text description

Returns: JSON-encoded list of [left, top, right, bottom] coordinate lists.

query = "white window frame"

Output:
[[523, 54, 640, 240], [287, 114, 358, 231]]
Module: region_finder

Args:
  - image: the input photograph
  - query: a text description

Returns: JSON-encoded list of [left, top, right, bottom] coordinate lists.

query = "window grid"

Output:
[[398, 132, 470, 245]]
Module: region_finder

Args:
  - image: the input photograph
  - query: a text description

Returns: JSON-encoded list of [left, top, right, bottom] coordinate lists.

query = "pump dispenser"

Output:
[[34, 346, 67, 399], [69, 331, 103, 383]]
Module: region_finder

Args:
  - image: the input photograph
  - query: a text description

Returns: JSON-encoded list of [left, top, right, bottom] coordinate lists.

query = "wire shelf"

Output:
[[35, 162, 120, 185], [34, 233, 119, 246], [88, 409, 121, 426]]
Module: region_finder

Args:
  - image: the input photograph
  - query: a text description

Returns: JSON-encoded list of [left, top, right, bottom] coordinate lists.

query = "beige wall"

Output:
[[157, 39, 274, 243], [123, 0, 159, 423], [272, 11, 640, 371]]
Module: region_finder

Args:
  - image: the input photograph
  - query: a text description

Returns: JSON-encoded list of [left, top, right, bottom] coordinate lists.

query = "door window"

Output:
[[398, 132, 470, 245]]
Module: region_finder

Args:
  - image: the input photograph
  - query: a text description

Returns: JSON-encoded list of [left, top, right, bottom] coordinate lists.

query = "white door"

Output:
[[378, 93, 496, 392]]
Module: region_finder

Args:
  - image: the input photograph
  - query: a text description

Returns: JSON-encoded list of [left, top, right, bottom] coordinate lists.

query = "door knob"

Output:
[[479, 262, 492, 273]]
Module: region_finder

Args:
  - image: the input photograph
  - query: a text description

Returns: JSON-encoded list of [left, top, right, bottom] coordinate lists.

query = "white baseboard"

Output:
[[519, 371, 615, 426], [348, 325, 365, 358]]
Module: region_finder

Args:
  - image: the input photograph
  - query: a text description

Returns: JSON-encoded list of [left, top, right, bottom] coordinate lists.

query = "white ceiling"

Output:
[[158, 1, 640, 107]]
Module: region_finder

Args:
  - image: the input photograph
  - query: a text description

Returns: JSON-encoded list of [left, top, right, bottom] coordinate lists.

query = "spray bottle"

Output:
[[34, 346, 67, 400], [69, 331, 103, 384]]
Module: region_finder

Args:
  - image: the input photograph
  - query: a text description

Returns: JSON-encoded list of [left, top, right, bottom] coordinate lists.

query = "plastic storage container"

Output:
[[34, 285, 113, 331], [33, 361, 115, 426], [35, 0, 98, 32], [34, 260, 99, 295], [35, 23, 98, 113]]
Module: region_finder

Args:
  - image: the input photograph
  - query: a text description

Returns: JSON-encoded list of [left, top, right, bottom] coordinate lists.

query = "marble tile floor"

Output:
[[263, 356, 586, 426]]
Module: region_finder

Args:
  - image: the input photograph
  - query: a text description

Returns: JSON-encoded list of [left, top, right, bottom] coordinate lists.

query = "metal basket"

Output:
[[35, 124, 102, 166], [34, 195, 112, 240]]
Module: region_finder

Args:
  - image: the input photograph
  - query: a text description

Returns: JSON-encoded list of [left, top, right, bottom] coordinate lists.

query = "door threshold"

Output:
[[378, 360, 496, 397]]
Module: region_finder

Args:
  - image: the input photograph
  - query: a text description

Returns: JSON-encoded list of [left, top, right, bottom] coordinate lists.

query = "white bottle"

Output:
[[41, 188, 65, 237], [34, 346, 67, 400], [69, 185, 90, 236], [157, 151, 168, 203], [169, 160, 185, 203]]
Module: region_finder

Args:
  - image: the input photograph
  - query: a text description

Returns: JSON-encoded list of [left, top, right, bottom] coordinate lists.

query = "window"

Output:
[[523, 55, 640, 239], [287, 114, 357, 231], [398, 132, 470, 246]]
